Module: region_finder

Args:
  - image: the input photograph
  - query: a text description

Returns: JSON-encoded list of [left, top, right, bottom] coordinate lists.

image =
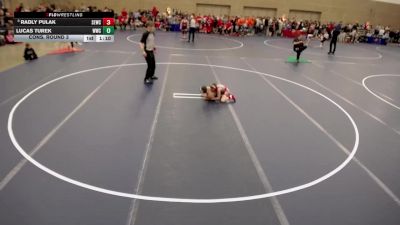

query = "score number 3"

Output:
[[102, 18, 115, 26]]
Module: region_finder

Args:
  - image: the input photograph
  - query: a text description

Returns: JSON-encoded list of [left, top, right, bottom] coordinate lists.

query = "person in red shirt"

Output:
[[217, 18, 224, 34], [15, 3, 23, 12], [119, 8, 128, 30], [152, 6, 159, 19], [225, 21, 233, 35], [247, 17, 255, 28], [206, 16, 213, 34], [327, 22, 334, 38], [155, 20, 161, 30], [180, 16, 189, 39], [141, 15, 148, 25], [195, 16, 202, 32], [5, 30, 17, 44]]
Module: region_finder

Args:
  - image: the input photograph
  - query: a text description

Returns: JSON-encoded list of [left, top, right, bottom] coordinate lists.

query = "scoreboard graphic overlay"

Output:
[[14, 12, 115, 42]]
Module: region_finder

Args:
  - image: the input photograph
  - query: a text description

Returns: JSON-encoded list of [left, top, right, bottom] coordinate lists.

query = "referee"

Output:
[[140, 21, 158, 84], [328, 24, 341, 55], [188, 14, 196, 43]]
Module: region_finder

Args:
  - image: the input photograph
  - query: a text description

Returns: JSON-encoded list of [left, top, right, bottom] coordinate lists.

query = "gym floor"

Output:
[[0, 30, 399, 225]]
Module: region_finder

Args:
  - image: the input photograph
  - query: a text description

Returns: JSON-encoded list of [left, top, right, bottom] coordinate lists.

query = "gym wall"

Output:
[[6, 0, 400, 28]]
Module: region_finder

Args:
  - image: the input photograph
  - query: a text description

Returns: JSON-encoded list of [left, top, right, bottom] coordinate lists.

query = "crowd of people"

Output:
[[115, 7, 399, 44], [1, 3, 399, 48], [0, 6, 16, 45]]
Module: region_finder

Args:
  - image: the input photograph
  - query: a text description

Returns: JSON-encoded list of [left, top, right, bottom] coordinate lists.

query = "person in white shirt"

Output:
[[140, 21, 158, 84], [320, 30, 329, 48], [188, 14, 196, 42], [379, 28, 385, 36]]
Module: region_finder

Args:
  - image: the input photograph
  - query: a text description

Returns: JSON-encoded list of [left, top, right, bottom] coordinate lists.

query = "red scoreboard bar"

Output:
[[103, 18, 115, 26]]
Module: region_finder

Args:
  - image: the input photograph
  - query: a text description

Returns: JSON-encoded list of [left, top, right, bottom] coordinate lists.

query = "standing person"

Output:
[[225, 20, 233, 35], [328, 24, 341, 55], [128, 11, 134, 30], [188, 14, 196, 43], [140, 21, 158, 84], [319, 30, 329, 48], [133, 10, 140, 30], [15, 3, 24, 12], [293, 35, 307, 62], [217, 17, 224, 34], [151, 6, 159, 20], [119, 8, 128, 30], [206, 16, 213, 34], [350, 26, 357, 44], [180, 16, 189, 39], [264, 17, 269, 36]]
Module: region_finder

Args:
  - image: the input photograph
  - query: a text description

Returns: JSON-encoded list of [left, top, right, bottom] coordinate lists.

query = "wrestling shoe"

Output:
[[229, 94, 236, 103]]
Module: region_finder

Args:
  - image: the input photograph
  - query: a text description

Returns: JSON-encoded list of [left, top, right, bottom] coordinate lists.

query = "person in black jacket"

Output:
[[140, 21, 157, 84], [328, 24, 341, 55], [24, 43, 38, 61]]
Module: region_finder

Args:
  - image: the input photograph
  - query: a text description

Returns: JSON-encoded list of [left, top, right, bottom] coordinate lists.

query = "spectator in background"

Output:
[[268, 19, 275, 36], [15, 3, 23, 12], [4, 10, 12, 30], [379, 26, 385, 36], [264, 17, 269, 36], [350, 26, 357, 43], [151, 6, 158, 20], [134, 10, 140, 26], [24, 43, 38, 60], [0, 8, 5, 27], [128, 11, 134, 30], [217, 17, 223, 34], [119, 8, 128, 30], [5, 30, 16, 44], [0, 7, 8, 46], [0, 33, 4, 46], [224, 19, 233, 35], [278, 18, 283, 36]]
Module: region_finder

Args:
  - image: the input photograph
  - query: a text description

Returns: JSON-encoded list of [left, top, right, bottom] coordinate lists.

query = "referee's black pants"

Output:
[[144, 50, 156, 81], [329, 38, 337, 53], [188, 27, 196, 42]]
